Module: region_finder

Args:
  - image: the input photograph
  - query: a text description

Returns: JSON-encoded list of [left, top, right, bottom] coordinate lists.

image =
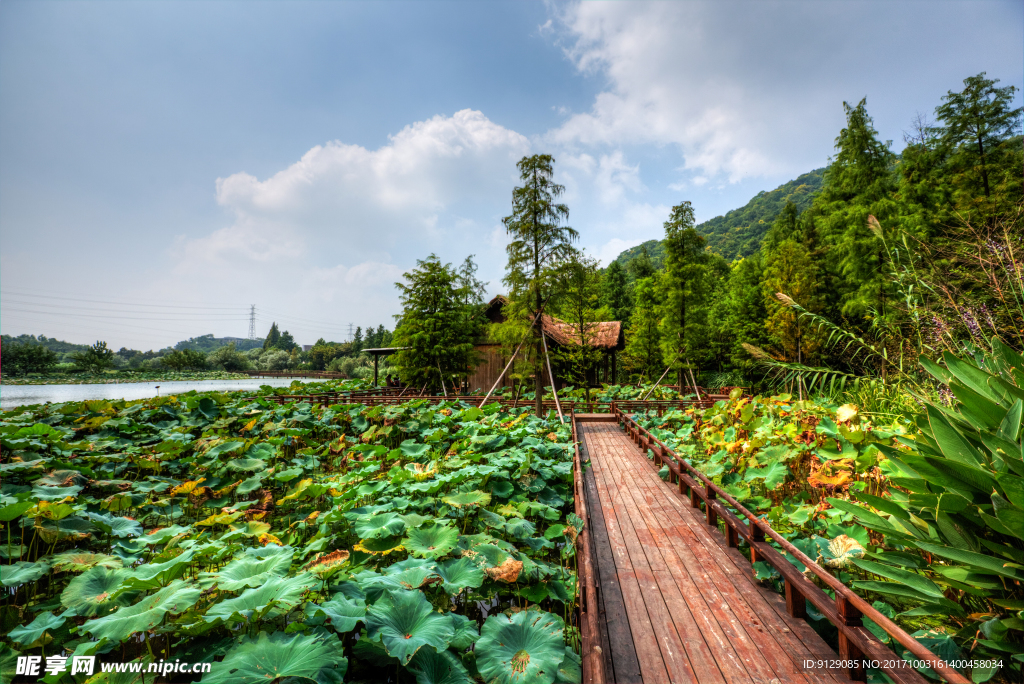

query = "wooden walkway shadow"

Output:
[[579, 422, 848, 684]]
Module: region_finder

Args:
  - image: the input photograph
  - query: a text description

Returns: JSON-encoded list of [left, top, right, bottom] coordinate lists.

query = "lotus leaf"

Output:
[[7, 611, 64, 648], [61, 566, 138, 616], [404, 524, 459, 559], [204, 631, 347, 684], [316, 595, 366, 633], [198, 547, 292, 590], [355, 512, 406, 539], [408, 646, 473, 684], [476, 610, 566, 684], [448, 612, 480, 650], [442, 490, 491, 508], [434, 557, 485, 595], [84, 580, 201, 642], [366, 589, 455, 665], [355, 535, 405, 555], [1, 560, 49, 587], [204, 573, 315, 623], [85, 511, 142, 538]]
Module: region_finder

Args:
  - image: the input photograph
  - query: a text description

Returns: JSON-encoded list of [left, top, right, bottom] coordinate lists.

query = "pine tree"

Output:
[[719, 254, 769, 368], [815, 98, 898, 322], [391, 254, 484, 392], [352, 327, 363, 352], [554, 253, 604, 400], [602, 260, 631, 323], [263, 323, 281, 350], [501, 154, 579, 416], [935, 72, 1023, 218], [658, 201, 711, 390], [622, 277, 663, 382], [762, 239, 823, 364]]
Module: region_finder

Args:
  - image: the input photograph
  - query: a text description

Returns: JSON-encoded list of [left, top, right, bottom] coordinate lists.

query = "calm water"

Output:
[[0, 378, 322, 410]]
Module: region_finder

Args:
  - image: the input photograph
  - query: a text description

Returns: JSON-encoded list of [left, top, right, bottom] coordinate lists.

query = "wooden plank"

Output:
[[589, 423, 844, 684], [587, 427, 705, 684], [586, 430, 672, 684], [581, 446, 640, 683], [592, 425, 785, 684]]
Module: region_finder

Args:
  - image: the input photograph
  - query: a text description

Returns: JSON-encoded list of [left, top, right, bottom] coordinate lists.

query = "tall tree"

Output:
[[602, 260, 631, 323], [935, 72, 1023, 214], [352, 327, 363, 352], [658, 201, 710, 390], [263, 323, 281, 350], [762, 239, 824, 364], [718, 254, 769, 368], [815, 98, 898, 321], [555, 253, 604, 400], [392, 254, 484, 392], [622, 276, 662, 383], [501, 154, 579, 416]]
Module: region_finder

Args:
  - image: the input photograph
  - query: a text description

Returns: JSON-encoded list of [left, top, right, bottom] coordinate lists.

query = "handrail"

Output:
[[614, 406, 969, 684], [571, 408, 605, 684]]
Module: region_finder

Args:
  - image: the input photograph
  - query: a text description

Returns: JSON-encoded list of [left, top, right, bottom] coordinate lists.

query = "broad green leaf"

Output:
[[404, 524, 459, 559], [408, 646, 473, 684], [316, 595, 366, 633], [355, 512, 406, 539], [61, 566, 138, 617], [442, 491, 491, 508], [204, 631, 347, 684], [1, 560, 49, 587], [204, 574, 315, 623], [476, 610, 565, 684], [365, 589, 454, 665], [434, 557, 486, 595], [198, 546, 293, 590], [83, 580, 201, 642], [7, 611, 64, 647]]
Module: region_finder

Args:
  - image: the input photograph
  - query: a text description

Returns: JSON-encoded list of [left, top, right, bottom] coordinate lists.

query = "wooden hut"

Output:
[[465, 296, 625, 392]]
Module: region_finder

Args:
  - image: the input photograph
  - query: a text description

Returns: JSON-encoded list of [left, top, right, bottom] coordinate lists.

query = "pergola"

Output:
[[363, 347, 407, 386]]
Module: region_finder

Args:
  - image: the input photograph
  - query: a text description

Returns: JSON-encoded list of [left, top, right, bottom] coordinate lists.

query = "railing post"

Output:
[[690, 486, 700, 509], [785, 579, 806, 619], [749, 522, 765, 563], [726, 523, 738, 548], [706, 488, 718, 527], [837, 595, 866, 681]]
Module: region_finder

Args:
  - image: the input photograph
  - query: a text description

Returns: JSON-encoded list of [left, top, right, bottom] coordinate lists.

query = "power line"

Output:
[[1, 290, 243, 310]]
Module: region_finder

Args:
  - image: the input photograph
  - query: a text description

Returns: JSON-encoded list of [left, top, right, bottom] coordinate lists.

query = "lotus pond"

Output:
[[0, 384, 584, 684]]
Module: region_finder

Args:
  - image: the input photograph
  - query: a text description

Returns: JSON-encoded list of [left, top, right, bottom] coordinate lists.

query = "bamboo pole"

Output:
[[477, 311, 542, 409], [642, 366, 673, 401], [686, 361, 703, 402], [437, 360, 447, 398], [541, 333, 564, 423]]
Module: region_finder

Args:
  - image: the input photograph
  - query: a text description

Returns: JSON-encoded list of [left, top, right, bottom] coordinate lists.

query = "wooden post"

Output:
[[837, 595, 866, 681], [726, 524, 738, 548], [706, 488, 717, 527], [750, 522, 765, 563], [785, 579, 807, 619], [373, 354, 379, 387], [690, 487, 700, 508]]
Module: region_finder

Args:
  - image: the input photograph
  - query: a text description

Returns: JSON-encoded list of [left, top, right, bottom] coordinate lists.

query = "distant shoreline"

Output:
[[0, 371, 250, 386]]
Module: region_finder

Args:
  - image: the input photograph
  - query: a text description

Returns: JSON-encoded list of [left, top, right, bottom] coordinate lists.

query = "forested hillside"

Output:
[[612, 167, 825, 270]]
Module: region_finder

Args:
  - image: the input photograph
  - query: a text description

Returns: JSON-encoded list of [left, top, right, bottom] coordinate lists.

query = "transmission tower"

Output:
[[347, 323, 355, 341], [248, 305, 257, 340]]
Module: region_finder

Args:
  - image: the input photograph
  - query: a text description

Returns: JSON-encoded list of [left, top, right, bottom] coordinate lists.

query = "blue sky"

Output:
[[1, 0, 1021, 349]]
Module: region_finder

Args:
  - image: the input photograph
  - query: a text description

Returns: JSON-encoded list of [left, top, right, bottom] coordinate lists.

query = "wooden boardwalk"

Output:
[[580, 422, 848, 684]]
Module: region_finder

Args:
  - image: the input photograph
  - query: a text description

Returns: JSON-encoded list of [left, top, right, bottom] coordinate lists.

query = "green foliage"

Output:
[[0, 340, 58, 376], [553, 253, 605, 398], [0, 383, 582, 683], [602, 260, 630, 323], [70, 340, 115, 372], [621, 277, 662, 382], [659, 201, 713, 383], [502, 154, 580, 414], [391, 254, 485, 391], [833, 341, 1024, 666], [161, 348, 209, 371]]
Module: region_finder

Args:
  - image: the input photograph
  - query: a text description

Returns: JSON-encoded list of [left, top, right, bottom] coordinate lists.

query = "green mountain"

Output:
[[613, 167, 825, 271]]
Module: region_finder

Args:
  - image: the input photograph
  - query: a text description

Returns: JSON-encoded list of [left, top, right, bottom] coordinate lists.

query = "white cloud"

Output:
[[152, 110, 533, 342], [547, 2, 865, 184]]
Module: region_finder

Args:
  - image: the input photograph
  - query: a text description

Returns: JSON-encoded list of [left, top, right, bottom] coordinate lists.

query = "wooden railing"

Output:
[[241, 393, 721, 415], [570, 408, 605, 684], [612, 407, 969, 684]]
